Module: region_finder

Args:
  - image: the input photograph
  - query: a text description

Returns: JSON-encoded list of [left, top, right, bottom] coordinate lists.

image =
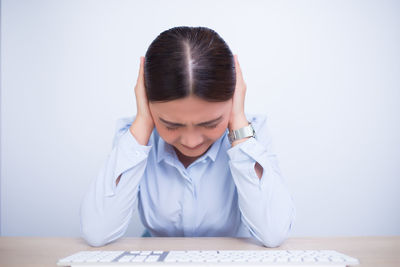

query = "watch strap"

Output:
[[228, 122, 256, 143]]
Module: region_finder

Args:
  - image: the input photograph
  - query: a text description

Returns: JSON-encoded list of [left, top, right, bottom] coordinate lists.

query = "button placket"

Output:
[[181, 179, 196, 236]]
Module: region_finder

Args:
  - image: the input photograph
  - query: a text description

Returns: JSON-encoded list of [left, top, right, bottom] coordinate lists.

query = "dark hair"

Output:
[[144, 26, 236, 102]]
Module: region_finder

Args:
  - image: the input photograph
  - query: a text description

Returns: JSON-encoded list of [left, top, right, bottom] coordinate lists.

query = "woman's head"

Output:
[[144, 26, 236, 102], [144, 26, 236, 158]]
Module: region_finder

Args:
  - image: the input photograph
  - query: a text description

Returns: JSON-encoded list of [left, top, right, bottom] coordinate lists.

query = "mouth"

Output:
[[182, 143, 204, 150]]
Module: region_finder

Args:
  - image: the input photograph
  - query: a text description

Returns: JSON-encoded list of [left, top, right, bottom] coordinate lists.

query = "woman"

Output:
[[80, 26, 295, 248]]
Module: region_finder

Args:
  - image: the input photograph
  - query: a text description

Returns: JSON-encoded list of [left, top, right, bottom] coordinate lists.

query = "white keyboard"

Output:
[[57, 249, 360, 266]]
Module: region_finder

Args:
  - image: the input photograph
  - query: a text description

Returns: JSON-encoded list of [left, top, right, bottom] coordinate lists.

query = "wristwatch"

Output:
[[228, 122, 256, 143]]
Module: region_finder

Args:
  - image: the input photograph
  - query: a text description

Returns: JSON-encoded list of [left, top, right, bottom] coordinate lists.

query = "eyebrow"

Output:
[[159, 115, 223, 127]]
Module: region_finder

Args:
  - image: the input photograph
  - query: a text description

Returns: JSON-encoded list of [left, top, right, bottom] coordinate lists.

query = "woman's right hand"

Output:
[[129, 56, 155, 146]]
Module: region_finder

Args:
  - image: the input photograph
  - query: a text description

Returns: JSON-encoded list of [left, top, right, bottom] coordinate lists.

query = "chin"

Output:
[[178, 145, 209, 158], [180, 149, 204, 158]]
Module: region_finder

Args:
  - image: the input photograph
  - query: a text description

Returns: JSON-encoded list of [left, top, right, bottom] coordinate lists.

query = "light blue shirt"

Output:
[[80, 113, 295, 247]]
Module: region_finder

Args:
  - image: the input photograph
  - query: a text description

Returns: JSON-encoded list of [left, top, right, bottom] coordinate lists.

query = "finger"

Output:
[[137, 56, 145, 83], [234, 54, 244, 82]]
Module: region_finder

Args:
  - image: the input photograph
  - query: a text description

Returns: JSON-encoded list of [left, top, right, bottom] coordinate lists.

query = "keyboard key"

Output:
[[131, 255, 147, 262], [145, 255, 160, 262], [118, 256, 134, 262], [302, 256, 317, 262]]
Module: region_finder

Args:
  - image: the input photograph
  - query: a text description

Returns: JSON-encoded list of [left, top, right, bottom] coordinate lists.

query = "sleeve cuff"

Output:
[[227, 137, 267, 164], [119, 127, 153, 157]]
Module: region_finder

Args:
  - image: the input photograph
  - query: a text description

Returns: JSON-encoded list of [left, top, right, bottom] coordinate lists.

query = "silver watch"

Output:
[[228, 122, 256, 143]]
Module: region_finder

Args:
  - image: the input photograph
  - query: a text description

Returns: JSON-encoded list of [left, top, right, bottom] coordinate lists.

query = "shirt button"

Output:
[[135, 151, 141, 156]]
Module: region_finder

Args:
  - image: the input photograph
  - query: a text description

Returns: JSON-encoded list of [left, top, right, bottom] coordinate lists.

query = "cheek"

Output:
[[210, 121, 229, 139], [154, 124, 177, 143]]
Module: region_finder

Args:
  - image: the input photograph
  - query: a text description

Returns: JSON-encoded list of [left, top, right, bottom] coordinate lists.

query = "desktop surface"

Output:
[[0, 236, 399, 267]]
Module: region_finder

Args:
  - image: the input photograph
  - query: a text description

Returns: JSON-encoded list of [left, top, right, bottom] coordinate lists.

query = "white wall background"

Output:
[[1, 0, 399, 238]]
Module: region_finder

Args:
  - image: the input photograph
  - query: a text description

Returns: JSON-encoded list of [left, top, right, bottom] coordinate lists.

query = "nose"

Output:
[[180, 131, 204, 149]]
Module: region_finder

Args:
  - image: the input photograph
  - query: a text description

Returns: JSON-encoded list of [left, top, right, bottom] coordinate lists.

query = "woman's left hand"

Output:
[[228, 54, 249, 132]]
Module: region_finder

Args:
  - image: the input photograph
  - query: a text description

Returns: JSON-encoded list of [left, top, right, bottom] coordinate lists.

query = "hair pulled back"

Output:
[[144, 26, 236, 102]]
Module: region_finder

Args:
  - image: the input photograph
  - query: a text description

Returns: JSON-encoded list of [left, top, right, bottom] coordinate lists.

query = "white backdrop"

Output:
[[1, 0, 399, 237]]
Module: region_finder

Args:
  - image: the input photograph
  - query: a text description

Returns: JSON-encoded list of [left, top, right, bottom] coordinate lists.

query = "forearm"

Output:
[[80, 164, 144, 247], [129, 115, 154, 146], [229, 154, 294, 247], [81, 127, 152, 246], [228, 134, 295, 247], [230, 115, 263, 179]]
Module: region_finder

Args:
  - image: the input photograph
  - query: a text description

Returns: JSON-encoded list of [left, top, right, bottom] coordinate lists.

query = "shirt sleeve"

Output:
[[80, 116, 153, 247], [226, 114, 296, 248]]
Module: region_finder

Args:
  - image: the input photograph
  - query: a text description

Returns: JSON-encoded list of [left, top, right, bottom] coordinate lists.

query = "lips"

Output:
[[182, 143, 203, 150]]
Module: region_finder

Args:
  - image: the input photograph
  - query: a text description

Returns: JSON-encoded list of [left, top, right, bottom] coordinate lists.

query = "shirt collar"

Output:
[[156, 129, 228, 164]]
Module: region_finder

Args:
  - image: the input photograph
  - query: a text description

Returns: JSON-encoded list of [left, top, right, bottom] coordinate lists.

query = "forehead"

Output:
[[149, 96, 231, 122]]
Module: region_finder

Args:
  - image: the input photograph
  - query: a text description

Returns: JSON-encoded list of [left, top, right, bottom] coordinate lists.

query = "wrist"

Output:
[[130, 115, 154, 145], [135, 114, 154, 129], [228, 113, 248, 131], [228, 113, 256, 146]]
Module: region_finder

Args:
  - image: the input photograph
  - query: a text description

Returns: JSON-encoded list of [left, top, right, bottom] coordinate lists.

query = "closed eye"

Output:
[[166, 126, 179, 131], [204, 124, 218, 129], [166, 124, 218, 131]]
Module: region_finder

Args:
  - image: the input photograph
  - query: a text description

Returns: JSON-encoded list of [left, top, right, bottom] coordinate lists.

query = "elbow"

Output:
[[83, 235, 108, 247], [80, 203, 108, 247], [81, 220, 110, 247], [257, 213, 295, 248], [80, 208, 114, 247], [257, 225, 291, 248], [79, 199, 131, 247], [80, 209, 128, 247], [258, 232, 289, 248]]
